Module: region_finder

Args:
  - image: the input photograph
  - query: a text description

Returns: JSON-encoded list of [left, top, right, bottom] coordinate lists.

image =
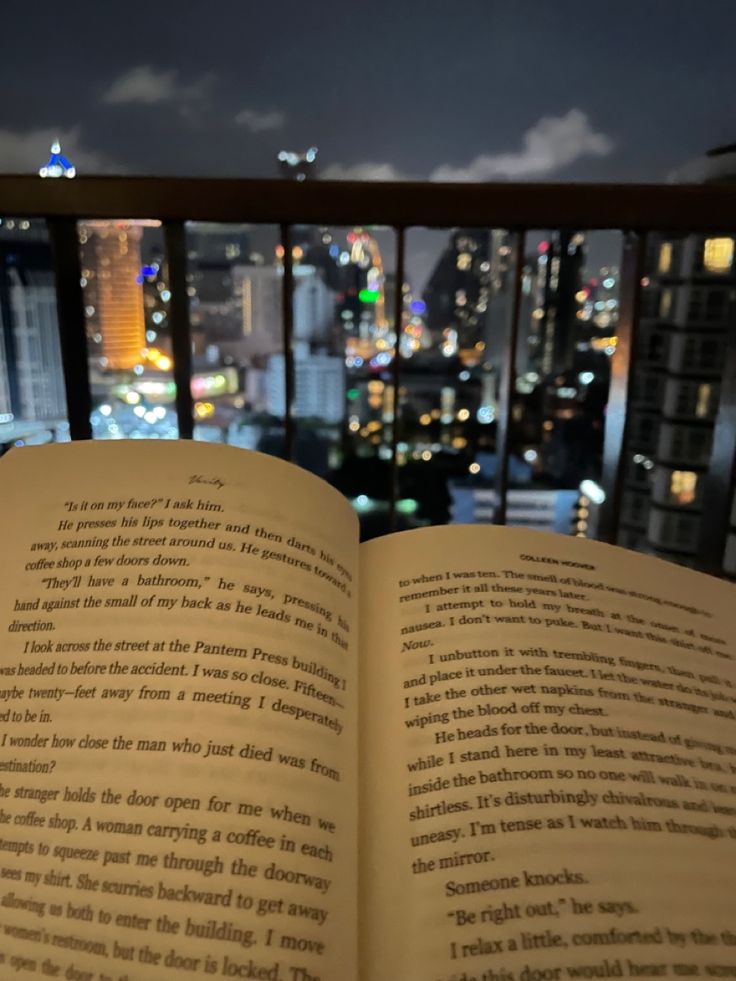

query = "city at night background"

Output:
[[2, 2, 736, 570]]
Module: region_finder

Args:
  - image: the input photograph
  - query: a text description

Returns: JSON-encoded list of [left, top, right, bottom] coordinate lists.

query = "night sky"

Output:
[[2, 2, 735, 282], [2, 2, 735, 182]]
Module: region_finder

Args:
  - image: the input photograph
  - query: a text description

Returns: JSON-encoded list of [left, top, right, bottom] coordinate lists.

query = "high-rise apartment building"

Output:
[[618, 234, 732, 565]]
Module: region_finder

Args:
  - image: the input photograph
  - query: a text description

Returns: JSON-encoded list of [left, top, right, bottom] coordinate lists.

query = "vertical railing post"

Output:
[[598, 230, 645, 543], [697, 305, 736, 575], [47, 217, 92, 440], [164, 221, 193, 440], [0, 243, 22, 417], [280, 224, 295, 462], [493, 230, 525, 525], [389, 227, 406, 532]]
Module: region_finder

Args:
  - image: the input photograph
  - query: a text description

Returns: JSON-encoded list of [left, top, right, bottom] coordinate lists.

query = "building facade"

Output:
[[0, 223, 66, 433], [618, 234, 732, 565]]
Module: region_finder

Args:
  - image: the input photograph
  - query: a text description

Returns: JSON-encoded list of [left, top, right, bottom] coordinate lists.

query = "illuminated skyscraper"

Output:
[[38, 140, 76, 179], [83, 222, 146, 371], [521, 234, 586, 378], [277, 147, 318, 181]]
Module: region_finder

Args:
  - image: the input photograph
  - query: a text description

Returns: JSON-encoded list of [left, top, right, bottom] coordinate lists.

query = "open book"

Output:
[[0, 440, 734, 981]]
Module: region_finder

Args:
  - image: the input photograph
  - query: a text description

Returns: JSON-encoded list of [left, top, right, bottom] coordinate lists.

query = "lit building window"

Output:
[[659, 289, 673, 318], [703, 237, 734, 273], [670, 470, 697, 505], [658, 243, 672, 274], [695, 383, 712, 418]]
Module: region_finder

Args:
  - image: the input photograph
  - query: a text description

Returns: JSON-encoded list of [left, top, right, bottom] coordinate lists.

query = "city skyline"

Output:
[[4, 208, 736, 570], [0, 3, 734, 186]]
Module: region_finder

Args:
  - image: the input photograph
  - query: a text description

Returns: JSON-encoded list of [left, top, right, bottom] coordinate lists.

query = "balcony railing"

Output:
[[1, 175, 736, 575]]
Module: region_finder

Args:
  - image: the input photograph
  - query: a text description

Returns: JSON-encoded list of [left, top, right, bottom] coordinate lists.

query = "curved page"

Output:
[[360, 525, 735, 981], [0, 440, 359, 981]]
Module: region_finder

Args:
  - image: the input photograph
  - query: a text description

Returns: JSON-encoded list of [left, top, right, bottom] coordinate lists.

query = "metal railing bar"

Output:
[[5, 178, 736, 232], [697, 304, 736, 574], [388, 227, 406, 532], [47, 217, 92, 440], [598, 230, 646, 543], [493, 230, 525, 526], [280, 223, 295, 462], [164, 221, 194, 440], [0, 243, 21, 415]]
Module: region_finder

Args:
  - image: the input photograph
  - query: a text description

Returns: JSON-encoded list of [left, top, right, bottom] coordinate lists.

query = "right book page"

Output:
[[359, 525, 736, 981]]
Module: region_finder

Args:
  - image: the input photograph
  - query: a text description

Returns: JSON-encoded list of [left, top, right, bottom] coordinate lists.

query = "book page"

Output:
[[0, 440, 359, 981], [360, 525, 736, 981]]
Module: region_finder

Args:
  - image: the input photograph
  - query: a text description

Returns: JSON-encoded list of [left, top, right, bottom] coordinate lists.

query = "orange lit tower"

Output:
[[84, 221, 147, 371]]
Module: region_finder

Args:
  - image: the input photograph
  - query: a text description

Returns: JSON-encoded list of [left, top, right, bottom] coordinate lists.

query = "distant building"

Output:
[[423, 229, 492, 363], [233, 264, 283, 354], [235, 259, 338, 352], [482, 232, 597, 488], [188, 224, 252, 338], [293, 266, 335, 342], [0, 225, 66, 427], [188, 224, 251, 266], [519, 234, 586, 379], [81, 222, 147, 371], [7, 268, 66, 421], [265, 351, 344, 423]]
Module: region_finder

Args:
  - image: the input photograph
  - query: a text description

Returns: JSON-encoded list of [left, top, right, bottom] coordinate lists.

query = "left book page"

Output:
[[0, 440, 359, 981]]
